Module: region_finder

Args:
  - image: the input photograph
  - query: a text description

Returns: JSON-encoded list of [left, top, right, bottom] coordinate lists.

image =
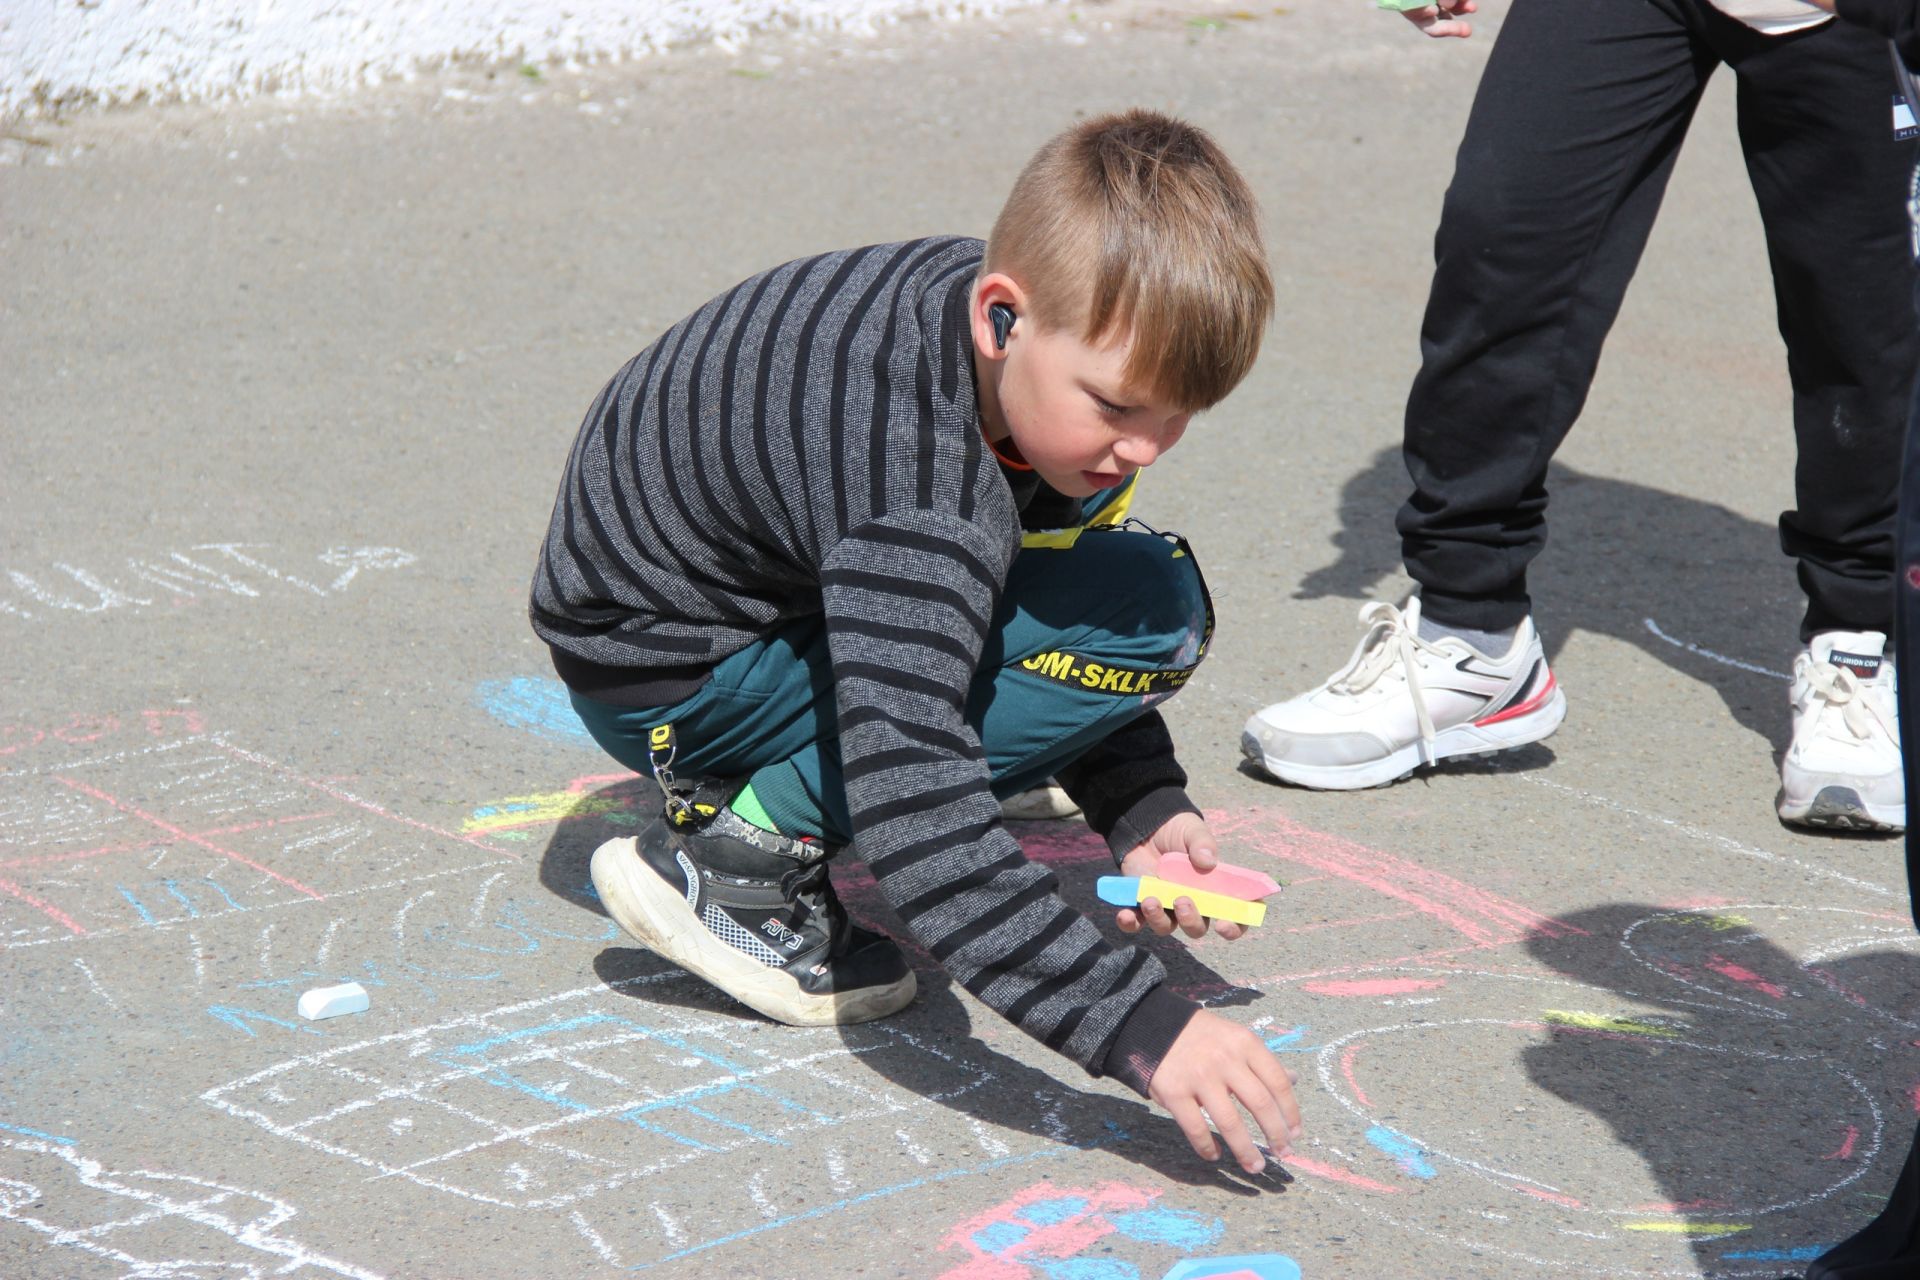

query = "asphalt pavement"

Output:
[[5, 3, 1916, 1276]]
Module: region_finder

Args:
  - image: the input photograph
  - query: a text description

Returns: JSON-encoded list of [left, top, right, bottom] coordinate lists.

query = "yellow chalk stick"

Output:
[[1135, 875, 1267, 927]]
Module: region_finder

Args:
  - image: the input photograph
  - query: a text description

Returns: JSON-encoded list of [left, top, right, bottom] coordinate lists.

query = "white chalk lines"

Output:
[[197, 976, 1092, 1270], [1290, 900, 1919, 1278], [0, 732, 516, 950], [1642, 616, 1789, 681], [0, 1134, 384, 1279], [0, 541, 416, 621]]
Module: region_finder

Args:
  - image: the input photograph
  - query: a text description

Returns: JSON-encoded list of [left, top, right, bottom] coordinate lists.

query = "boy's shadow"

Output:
[[1523, 903, 1920, 1275], [1297, 445, 1808, 758], [540, 789, 1284, 1195]]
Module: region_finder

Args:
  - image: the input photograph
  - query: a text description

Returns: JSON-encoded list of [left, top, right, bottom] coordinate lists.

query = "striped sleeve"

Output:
[[821, 511, 1187, 1081]]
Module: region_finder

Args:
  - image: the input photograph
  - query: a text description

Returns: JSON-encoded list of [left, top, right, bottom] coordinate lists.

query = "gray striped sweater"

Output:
[[531, 236, 1199, 1091]]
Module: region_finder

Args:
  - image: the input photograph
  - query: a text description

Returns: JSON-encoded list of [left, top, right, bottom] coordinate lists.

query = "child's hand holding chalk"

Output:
[[1111, 813, 1278, 941]]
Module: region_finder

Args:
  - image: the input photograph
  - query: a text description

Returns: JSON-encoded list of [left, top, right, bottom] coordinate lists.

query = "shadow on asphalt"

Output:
[[540, 786, 1289, 1194], [1290, 444, 1824, 756], [1525, 903, 1920, 1276]]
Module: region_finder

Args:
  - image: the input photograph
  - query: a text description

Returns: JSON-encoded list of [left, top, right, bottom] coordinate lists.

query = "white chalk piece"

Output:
[[297, 981, 370, 1021]]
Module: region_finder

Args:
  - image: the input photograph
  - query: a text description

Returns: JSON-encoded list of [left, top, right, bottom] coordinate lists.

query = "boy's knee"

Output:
[[1100, 533, 1210, 665]]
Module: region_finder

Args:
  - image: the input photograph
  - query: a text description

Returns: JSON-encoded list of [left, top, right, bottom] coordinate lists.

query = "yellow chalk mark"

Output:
[[1542, 1010, 1679, 1038], [1621, 1222, 1752, 1235], [462, 791, 632, 835], [1678, 912, 1752, 931]]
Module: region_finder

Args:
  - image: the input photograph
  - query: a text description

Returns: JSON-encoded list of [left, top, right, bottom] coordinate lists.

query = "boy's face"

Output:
[[973, 278, 1193, 499]]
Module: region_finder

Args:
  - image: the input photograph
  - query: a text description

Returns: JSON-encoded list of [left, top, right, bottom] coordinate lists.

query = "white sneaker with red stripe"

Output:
[[1242, 597, 1565, 790], [1777, 630, 1903, 832]]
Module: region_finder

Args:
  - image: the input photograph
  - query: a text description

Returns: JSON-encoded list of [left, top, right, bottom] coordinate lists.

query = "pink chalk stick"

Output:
[[1155, 852, 1280, 901]]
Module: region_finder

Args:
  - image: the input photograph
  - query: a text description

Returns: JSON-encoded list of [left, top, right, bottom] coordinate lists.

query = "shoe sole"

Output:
[[999, 784, 1082, 821], [1777, 785, 1905, 833], [1242, 685, 1568, 791], [589, 837, 917, 1027]]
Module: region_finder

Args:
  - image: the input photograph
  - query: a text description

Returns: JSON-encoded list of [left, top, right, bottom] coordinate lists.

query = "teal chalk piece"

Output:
[[1162, 1256, 1303, 1280], [1375, 0, 1435, 10], [1098, 876, 1144, 907]]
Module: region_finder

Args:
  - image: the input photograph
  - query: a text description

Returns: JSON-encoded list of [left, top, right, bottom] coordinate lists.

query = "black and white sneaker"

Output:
[[590, 797, 916, 1026]]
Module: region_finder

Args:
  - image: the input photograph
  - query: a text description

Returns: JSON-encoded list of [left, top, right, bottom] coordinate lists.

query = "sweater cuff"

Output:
[[1100, 785, 1203, 863], [1097, 983, 1200, 1097]]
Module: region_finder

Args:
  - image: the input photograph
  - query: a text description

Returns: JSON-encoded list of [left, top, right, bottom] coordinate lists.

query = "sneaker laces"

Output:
[[1804, 660, 1897, 742], [1329, 602, 1439, 763]]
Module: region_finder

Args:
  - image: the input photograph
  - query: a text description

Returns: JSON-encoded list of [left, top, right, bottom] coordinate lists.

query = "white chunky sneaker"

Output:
[[1242, 597, 1565, 790], [1778, 631, 1903, 832]]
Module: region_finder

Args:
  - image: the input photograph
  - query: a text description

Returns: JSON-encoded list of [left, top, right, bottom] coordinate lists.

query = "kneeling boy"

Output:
[[530, 109, 1299, 1173]]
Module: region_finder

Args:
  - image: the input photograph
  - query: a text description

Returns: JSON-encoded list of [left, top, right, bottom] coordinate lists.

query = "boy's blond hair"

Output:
[[984, 108, 1273, 411]]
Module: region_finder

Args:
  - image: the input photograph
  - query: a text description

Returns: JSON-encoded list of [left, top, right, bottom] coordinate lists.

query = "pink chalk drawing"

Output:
[[936, 1180, 1225, 1280], [1704, 954, 1788, 1000], [0, 706, 207, 759], [1208, 807, 1586, 952]]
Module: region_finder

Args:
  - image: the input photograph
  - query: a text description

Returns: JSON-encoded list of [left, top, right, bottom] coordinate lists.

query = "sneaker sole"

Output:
[[1777, 785, 1905, 833], [999, 783, 1082, 821], [1242, 685, 1568, 791], [590, 837, 917, 1026]]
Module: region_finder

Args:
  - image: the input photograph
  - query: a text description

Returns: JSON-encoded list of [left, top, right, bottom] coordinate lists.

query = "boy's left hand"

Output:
[[1115, 813, 1248, 941]]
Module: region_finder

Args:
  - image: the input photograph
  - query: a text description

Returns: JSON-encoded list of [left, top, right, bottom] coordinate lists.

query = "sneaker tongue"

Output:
[[782, 863, 849, 950], [1812, 631, 1887, 676]]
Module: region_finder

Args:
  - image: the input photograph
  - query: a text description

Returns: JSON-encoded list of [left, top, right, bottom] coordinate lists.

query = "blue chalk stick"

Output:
[[1097, 876, 1143, 907]]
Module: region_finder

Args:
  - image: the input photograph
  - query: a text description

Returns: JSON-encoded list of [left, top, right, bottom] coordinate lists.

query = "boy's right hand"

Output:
[[1391, 0, 1476, 39], [1149, 1009, 1302, 1174]]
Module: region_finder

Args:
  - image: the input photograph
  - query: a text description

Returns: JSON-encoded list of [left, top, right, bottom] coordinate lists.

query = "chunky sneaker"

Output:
[[1242, 597, 1565, 789], [590, 795, 917, 1025], [1778, 631, 1903, 832]]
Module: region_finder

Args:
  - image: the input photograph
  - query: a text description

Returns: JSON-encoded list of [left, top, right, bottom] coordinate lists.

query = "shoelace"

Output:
[[1804, 660, 1897, 742], [1329, 602, 1440, 764]]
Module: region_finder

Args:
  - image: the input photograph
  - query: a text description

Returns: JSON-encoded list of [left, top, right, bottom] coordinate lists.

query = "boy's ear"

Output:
[[971, 273, 1025, 361]]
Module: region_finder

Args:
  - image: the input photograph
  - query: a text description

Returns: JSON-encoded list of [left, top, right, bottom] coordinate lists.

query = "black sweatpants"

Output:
[[1801, 179, 1920, 1280], [1397, 0, 1919, 640]]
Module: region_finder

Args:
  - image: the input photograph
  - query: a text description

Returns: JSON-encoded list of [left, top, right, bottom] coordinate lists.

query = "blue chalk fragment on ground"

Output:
[[297, 981, 370, 1021]]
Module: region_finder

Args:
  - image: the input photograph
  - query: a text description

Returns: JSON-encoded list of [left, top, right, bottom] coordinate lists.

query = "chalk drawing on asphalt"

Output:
[[0, 719, 515, 949], [933, 1179, 1241, 1279], [0, 543, 417, 621], [0, 1134, 383, 1279], [200, 976, 1133, 1271], [1642, 618, 1789, 681]]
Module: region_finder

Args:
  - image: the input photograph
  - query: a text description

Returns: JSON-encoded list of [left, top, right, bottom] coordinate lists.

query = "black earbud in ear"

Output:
[[989, 302, 1016, 351]]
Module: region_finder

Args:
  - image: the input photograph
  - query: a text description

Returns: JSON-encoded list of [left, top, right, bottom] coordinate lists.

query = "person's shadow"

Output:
[[1292, 444, 1817, 760], [539, 784, 1289, 1196], [1523, 902, 1920, 1276]]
